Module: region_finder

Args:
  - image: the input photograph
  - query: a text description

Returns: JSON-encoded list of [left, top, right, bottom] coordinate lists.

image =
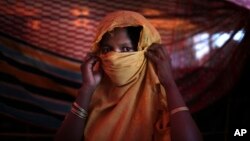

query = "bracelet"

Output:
[[170, 106, 189, 115], [71, 107, 88, 119], [73, 102, 88, 115], [70, 102, 88, 119]]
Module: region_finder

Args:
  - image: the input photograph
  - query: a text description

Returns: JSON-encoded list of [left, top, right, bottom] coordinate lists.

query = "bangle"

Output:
[[170, 106, 189, 115], [70, 102, 88, 119], [73, 102, 88, 114], [71, 107, 88, 119]]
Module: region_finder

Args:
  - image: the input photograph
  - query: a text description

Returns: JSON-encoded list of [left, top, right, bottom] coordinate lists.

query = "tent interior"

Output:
[[0, 0, 249, 140]]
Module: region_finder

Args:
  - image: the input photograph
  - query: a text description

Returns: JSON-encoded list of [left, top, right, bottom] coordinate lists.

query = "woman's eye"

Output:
[[102, 47, 111, 53], [121, 47, 132, 52]]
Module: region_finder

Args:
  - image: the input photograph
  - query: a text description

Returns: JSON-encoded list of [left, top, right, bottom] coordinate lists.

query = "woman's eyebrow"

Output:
[[119, 43, 132, 47], [101, 43, 112, 48]]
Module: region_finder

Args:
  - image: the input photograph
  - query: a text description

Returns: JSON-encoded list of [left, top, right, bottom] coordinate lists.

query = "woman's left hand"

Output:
[[145, 43, 174, 87]]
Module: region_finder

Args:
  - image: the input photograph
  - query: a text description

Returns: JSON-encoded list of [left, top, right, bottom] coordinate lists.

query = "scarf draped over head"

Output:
[[84, 10, 170, 141]]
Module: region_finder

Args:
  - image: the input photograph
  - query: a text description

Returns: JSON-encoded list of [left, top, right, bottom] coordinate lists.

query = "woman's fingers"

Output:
[[82, 53, 99, 70], [145, 50, 159, 63], [147, 43, 166, 60], [146, 44, 174, 86], [81, 53, 102, 88]]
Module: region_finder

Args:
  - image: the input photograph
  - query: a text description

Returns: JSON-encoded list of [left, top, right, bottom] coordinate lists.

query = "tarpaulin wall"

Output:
[[0, 0, 249, 140]]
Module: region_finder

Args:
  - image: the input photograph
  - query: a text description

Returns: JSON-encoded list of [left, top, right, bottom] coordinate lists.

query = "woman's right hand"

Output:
[[80, 53, 102, 93], [55, 53, 102, 141]]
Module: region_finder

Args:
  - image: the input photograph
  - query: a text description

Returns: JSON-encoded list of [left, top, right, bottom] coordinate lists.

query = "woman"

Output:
[[55, 10, 202, 141]]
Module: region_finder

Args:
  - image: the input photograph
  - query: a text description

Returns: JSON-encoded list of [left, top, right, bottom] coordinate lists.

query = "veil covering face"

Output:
[[84, 11, 170, 141]]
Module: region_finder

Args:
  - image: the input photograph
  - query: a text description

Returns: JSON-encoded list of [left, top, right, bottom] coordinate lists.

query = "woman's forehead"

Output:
[[100, 28, 129, 43]]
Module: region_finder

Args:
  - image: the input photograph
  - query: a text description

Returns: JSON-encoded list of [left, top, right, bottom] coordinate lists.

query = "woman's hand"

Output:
[[55, 54, 103, 141], [145, 43, 174, 87], [80, 53, 102, 92], [145, 44, 203, 141]]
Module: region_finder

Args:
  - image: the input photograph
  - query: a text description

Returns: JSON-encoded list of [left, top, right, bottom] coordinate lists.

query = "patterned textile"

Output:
[[0, 0, 249, 135]]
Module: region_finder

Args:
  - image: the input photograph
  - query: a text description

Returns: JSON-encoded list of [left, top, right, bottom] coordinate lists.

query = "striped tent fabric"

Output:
[[0, 0, 250, 140]]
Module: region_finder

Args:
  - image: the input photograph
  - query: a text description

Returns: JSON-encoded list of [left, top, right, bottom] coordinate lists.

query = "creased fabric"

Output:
[[100, 51, 145, 86], [84, 10, 170, 141]]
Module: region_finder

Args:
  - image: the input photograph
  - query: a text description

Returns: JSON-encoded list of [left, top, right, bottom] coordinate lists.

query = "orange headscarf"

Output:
[[84, 10, 170, 141]]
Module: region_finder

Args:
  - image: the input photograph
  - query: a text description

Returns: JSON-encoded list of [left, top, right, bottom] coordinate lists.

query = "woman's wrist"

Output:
[[80, 83, 96, 94], [161, 78, 177, 90], [78, 85, 95, 95], [159, 69, 176, 88], [75, 85, 96, 111]]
